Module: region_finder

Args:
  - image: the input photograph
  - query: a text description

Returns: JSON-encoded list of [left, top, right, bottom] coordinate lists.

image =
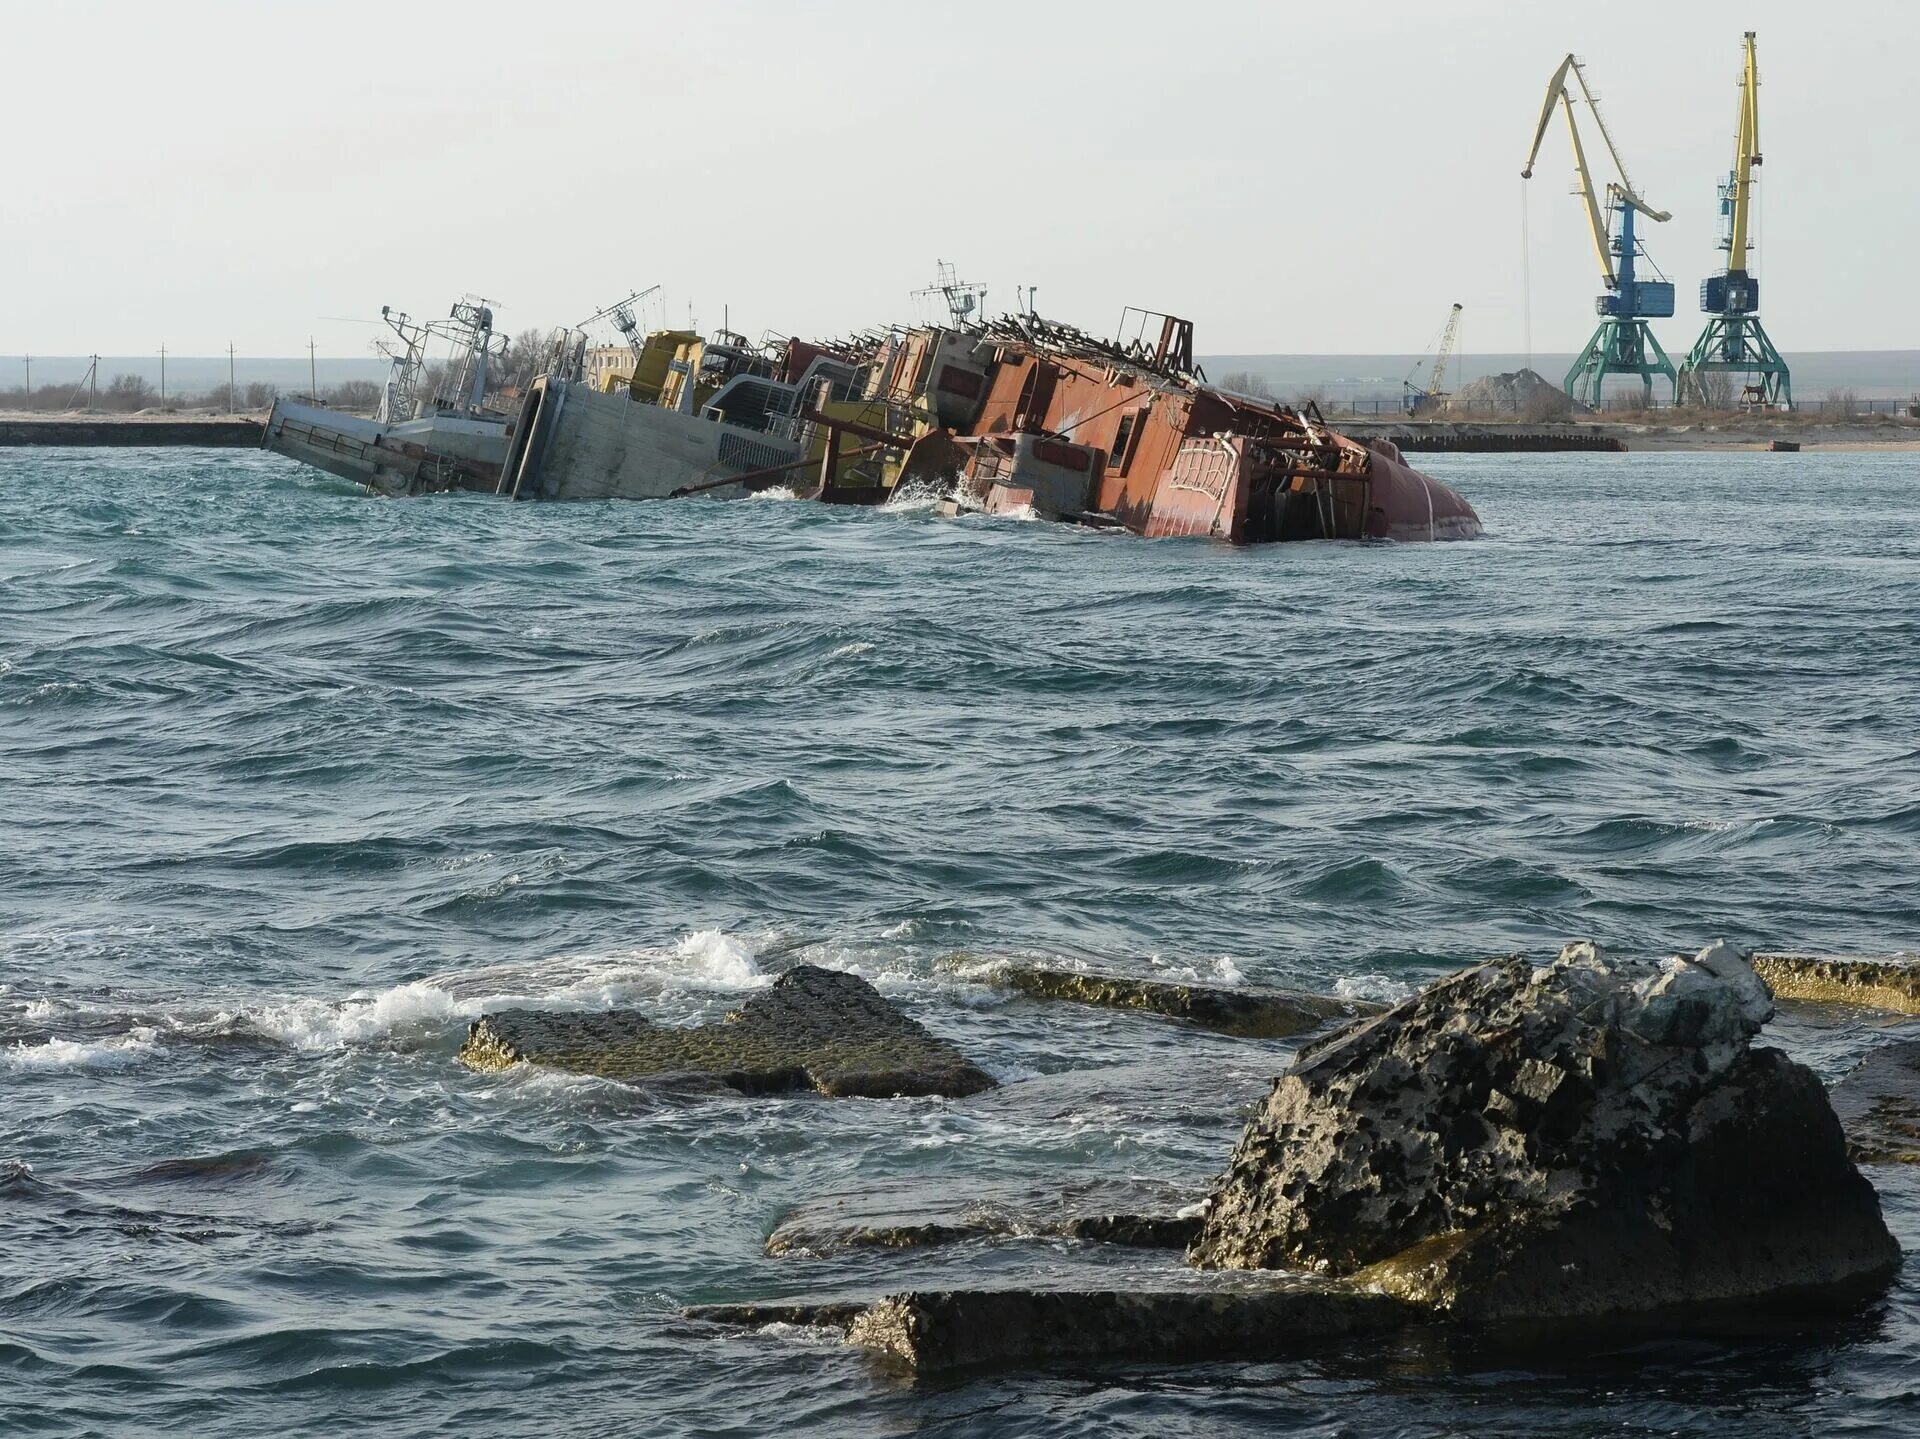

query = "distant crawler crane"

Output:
[[1676, 32, 1791, 410], [1404, 303, 1464, 414], [1522, 55, 1677, 409]]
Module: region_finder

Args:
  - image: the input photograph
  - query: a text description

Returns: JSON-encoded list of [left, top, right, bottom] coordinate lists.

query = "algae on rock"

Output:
[[1753, 952, 1920, 1015], [989, 962, 1370, 1038], [460, 964, 995, 1099]]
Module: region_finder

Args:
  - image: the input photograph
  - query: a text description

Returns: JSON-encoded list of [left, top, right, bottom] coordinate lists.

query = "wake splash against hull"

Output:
[[266, 303, 1481, 544]]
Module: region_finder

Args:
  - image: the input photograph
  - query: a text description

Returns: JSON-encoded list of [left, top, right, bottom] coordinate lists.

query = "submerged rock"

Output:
[[988, 962, 1370, 1038], [459, 964, 995, 1099], [1830, 1040, 1920, 1163], [766, 1176, 1202, 1257], [1753, 952, 1920, 1015], [691, 1282, 1414, 1372], [1189, 941, 1899, 1320]]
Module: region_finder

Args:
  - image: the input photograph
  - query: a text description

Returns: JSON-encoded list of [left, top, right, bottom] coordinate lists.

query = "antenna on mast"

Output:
[[912, 260, 987, 327]]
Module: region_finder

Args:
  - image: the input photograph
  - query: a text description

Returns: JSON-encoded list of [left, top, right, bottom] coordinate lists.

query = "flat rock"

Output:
[[684, 1298, 868, 1331], [766, 1176, 1202, 1257], [1829, 1039, 1920, 1163], [1754, 953, 1920, 1015], [989, 962, 1371, 1038], [459, 964, 996, 1099], [1189, 942, 1900, 1321], [690, 1282, 1414, 1372]]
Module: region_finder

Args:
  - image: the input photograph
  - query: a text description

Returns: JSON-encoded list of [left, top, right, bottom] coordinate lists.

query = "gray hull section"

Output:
[[262, 400, 508, 495], [503, 381, 802, 502]]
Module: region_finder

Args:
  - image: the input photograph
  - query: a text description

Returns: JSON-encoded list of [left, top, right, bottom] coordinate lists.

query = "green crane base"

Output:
[[1675, 315, 1792, 410], [1565, 318, 1677, 411]]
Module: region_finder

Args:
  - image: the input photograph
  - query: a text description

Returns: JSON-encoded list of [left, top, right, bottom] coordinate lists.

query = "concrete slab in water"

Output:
[[1754, 953, 1920, 1015], [766, 1175, 1202, 1257], [1830, 1040, 1920, 1163], [968, 959, 1373, 1038], [459, 964, 995, 1098], [690, 1281, 1412, 1372]]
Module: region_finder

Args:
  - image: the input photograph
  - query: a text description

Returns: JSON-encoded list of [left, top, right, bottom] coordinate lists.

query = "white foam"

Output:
[[747, 486, 801, 502], [828, 641, 874, 659], [247, 981, 465, 1051], [1335, 973, 1414, 1004], [669, 929, 766, 989], [7, 1026, 159, 1071]]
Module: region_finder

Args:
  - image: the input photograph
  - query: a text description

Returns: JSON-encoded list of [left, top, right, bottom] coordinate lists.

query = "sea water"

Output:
[[3, 447, 1917, 1435]]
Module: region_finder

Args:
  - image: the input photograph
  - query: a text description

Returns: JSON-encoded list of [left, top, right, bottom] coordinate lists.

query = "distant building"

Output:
[[586, 345, 636, 392]]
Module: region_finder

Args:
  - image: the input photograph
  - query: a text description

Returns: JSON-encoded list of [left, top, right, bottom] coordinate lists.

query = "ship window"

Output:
[[1107, 413, 1137, 472]]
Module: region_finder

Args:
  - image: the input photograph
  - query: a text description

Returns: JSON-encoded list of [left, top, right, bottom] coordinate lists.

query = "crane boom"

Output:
[[1728, 31, 1760, 274], [1429, 304, 1463, 399], [1522, 55, 1671, 293], [1521, 51, 1679, 409]]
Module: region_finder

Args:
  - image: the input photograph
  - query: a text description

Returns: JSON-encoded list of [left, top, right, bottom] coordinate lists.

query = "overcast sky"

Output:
[[5, 0, 1916, 357]]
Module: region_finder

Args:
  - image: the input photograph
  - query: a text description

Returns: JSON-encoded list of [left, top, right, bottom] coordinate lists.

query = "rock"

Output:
[[1189, 942, 1900, 1321], [1829, 1040, 1920, 1163], [690, 1282, 1415, 1372], [1753, 953, 1920, 1015], [683, 1298, 868, 1331], [459, 964, 996, 1099], [766, 1176, 1202, 1257], [990, 963, 1372, 1038]]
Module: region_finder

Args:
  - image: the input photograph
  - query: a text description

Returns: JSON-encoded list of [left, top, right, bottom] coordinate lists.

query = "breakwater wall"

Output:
[[1341, 423, 1626, 454], [0, 419, 264, 447]]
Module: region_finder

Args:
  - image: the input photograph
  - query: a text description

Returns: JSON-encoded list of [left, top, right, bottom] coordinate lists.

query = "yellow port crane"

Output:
[[1522, 54, 1678, 408], [1676, 32, 1791, 409], [1403, 304, 1463, 415]]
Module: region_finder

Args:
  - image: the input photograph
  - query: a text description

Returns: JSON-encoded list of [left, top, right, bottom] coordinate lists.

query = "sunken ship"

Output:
[[267, 289, 1482, 544]]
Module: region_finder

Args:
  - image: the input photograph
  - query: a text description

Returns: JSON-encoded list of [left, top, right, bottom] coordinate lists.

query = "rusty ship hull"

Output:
[[858, 311, 1482, 544]]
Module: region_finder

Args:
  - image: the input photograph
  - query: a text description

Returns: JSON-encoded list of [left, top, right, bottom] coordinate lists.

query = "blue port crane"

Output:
[[1522, 55, 1677, 409], [1676, 32, 1791, 409]]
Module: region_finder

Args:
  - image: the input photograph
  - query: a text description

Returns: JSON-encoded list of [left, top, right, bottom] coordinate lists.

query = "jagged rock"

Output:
[[1753, 953, 1920, 1015], [766, 1176, 1201, 1257], [690, 1282, 1415, 1372], [988, 962, 1371, 1038], [1829, 1040, 1920, 1163], [459, 964, 995, 1099], [1189, 942, 1900, 1321]]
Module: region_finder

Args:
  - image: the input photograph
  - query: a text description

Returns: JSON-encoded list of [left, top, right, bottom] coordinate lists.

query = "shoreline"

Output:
[[4, 411, 1918, 455], [1338, 417, 1920, 454]]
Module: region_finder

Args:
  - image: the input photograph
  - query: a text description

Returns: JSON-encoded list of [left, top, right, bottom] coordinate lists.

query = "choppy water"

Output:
[[4, 447, 1919, 1436]]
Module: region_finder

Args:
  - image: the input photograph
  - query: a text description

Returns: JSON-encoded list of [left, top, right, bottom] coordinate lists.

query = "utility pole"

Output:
[[159, 343, 167, 404], [308, 337, 317, 399], [228, 343, 236, 411], [90, 354, 98, 410]]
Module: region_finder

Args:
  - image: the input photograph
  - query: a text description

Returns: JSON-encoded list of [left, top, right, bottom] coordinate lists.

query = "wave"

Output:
[[5, 1026, 161, 1071]]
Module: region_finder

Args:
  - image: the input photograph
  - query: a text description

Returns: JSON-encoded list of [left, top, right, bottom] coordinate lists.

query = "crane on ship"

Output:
[[1404, 303, 1464, 414], [1676, 32, 1791, 410], [1522, 55, 1677, 409]]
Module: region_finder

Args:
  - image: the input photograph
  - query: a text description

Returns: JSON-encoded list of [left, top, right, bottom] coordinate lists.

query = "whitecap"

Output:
[[246, 981, 464, 1051], [7, 1026, 159, 1071], [670, 929, 766, 988], [828, 641, 874, 659], [747, 486, 801, 502]]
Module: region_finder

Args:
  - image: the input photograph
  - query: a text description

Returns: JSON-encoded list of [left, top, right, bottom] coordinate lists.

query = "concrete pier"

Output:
[[0, 418, 265, 447]]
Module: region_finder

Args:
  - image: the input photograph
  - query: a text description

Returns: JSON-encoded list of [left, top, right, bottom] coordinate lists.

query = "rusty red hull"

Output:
[[908, 316, 1482, 543]]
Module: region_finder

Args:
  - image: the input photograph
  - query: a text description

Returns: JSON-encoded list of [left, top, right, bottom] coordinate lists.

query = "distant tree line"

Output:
[[4, 327, 643, 418], [0, 375, 382, 415]]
